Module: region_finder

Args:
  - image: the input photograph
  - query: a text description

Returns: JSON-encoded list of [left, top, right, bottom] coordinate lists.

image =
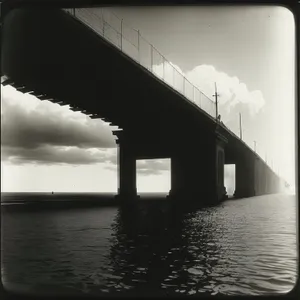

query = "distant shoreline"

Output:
[[1, 192, 170, 211], [1, 192, 293, 211]]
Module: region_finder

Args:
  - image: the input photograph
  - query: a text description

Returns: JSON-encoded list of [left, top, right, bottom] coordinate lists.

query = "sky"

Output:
[[1, 5, 296, 194]]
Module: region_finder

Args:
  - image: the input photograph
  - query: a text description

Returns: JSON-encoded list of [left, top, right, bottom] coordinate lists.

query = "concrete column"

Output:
[[265, 170, 270, 194], [234, 154, 256, 198], [252, 156, 282, 196], [116, 138, 137, 200], [259, 165, 279, 195], [170, 153, 184, 195], [216, 141, 227, 202], [169, 131, 227, 204], [263, 166, 268, 194], [254, 157, 269, 195]]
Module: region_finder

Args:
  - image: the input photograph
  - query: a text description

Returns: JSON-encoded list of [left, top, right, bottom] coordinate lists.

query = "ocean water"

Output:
[[1, 193, 297, 296]]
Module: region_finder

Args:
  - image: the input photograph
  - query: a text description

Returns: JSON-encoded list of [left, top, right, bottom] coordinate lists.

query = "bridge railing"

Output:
[[63, 7, 217, 119]]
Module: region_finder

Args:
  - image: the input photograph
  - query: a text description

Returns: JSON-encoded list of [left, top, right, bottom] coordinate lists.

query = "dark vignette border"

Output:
[[0, 0, 298, 300]]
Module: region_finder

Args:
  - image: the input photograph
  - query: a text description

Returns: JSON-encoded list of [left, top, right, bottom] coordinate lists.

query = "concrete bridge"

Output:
[[1, 8, 287, 205]]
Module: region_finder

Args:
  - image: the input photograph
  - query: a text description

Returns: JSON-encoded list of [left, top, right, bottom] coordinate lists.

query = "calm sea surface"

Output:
[[1, 193, 298, 296]]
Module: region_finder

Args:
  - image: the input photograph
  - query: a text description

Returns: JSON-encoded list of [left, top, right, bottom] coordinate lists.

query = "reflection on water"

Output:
[[1, 194, 297, 296]]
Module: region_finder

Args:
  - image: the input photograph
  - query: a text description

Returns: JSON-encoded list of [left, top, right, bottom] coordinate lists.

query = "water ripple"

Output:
[[1, 194, 297, 296]]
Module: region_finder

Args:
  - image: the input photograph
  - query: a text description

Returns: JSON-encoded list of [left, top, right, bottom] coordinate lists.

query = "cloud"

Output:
[[1, 87, 171, 174], [1, 85, 119, 165], [103, 158, 171, 176], [1, 85, 117, 150], [136, 159, 170, 175], [151, 62, 265, 122], [1, 86, 170, 174], [152, 61, 186, 94], [185, 64, 265, 116], [2, 145, 117, 166]]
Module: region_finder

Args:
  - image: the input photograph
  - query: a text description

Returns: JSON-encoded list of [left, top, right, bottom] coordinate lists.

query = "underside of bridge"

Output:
[[1, 8, 286, 205]]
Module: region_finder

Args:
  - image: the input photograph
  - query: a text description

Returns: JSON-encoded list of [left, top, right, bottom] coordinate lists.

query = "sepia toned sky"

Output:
[[1, 5, 295, 193]]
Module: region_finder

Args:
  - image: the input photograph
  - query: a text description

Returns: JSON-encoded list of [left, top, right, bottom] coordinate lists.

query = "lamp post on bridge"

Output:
[[213, 82, 220, 122]]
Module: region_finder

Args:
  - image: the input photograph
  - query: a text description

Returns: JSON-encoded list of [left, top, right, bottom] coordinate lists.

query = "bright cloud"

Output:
[[152, 61, 186, 94], [151, 62, 265, 125], [186, 64, 265, 116]]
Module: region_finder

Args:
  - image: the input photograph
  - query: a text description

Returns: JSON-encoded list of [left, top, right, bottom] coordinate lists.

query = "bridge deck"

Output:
[[1, 7, 281, 175]]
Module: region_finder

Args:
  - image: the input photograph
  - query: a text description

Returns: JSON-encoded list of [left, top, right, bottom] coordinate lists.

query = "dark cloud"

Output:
[[1, 88, 171, 173], [2, 145, 117, 165], [1, 85, 119, 165], [1, 88, 117, 150]]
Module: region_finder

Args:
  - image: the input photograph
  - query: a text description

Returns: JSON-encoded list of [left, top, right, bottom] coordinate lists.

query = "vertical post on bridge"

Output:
[[121, 19, 123, 51], [101, 8, 105, 36], [137, 30, 140, 63], [213, 82, 219, 122]]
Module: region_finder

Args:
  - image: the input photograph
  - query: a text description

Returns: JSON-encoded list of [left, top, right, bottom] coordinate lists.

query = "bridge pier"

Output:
[[168, 131, 227, 205], [234, 152, 283, 198], [234, 154, 256, 198], [115, 132, 138, 202]]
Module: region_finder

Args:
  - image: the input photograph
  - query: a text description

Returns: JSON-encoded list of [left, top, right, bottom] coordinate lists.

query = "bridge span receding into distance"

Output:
[[1, 7, 288, 205]]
